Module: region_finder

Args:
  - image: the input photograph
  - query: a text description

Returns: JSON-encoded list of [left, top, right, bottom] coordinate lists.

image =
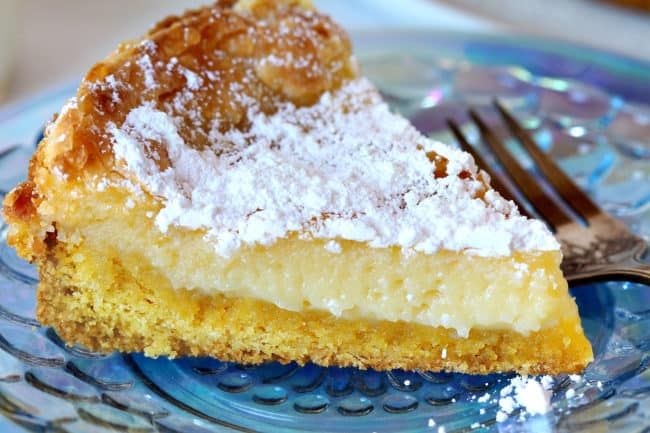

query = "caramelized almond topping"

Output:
[[3, 182, 38, 222]]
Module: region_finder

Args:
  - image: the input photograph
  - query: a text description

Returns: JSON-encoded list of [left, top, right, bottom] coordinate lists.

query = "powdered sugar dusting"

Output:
[[496, 375, 553, 422], [109, 78, 558, 257], [136, 54, 157, 90]]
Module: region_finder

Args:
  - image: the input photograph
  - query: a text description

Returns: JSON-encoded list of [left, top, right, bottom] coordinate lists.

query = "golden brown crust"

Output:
[[3, 181, 38, 223], [2, 182, 47, 260], [36, 251, 593, 375]]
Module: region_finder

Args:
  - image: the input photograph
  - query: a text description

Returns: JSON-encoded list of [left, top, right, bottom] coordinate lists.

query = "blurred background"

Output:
[[0, 0, 649, 106]]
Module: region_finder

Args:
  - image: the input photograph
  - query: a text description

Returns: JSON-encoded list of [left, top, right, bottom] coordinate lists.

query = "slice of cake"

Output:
[[2, 0, 592, 374]]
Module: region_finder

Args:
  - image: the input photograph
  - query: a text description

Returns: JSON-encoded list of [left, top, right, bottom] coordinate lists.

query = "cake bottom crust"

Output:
[[36, 255, 593, 375]]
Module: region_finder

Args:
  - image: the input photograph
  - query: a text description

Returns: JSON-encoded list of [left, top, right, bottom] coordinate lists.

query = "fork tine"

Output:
[[446, 119, 532, 219], [493, 100, 603, 221], [468, 109, 575, 229]]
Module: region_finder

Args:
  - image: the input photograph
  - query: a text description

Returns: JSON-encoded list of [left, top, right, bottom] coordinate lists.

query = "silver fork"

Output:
[[447, 101, 650, 285]]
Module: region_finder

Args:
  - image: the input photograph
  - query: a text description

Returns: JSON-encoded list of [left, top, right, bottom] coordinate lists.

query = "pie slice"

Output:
[[2, 0, 592, 374]]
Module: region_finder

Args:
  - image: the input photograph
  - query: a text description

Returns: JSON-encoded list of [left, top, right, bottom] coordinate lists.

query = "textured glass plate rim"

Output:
[[0, 82, 76, 123], [2, 29, 650, 123], [354, 29, 650, 60], [0, 30, 648, 433], [351, 29, 650, 79]]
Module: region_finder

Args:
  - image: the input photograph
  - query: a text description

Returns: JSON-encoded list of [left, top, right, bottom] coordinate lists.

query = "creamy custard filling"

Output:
[[45, 185, 576, 338], [74, 222, 573, 337]]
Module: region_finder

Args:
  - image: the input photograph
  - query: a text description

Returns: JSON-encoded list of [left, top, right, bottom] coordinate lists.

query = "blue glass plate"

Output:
[[0, 32, 649, 433]]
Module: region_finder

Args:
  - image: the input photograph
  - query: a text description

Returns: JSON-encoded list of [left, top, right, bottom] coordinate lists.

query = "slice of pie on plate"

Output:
[[2, 0, 592, 374]]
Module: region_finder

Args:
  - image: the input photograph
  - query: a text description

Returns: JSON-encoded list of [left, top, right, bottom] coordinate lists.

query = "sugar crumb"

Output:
[[569, 374, 583, 383], [324, 240, 342, 254], [494, 376, 553, 423]]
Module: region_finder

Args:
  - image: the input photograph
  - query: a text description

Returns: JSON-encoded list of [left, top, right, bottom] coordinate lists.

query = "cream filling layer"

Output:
[[55, 193, 577, 338]]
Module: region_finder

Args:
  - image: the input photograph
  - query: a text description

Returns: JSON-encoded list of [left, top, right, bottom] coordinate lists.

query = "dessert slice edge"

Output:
[[2, 0, 593, 374]]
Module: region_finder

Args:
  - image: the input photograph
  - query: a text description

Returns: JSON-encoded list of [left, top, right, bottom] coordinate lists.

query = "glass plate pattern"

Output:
[[0, 32, 649, 433]]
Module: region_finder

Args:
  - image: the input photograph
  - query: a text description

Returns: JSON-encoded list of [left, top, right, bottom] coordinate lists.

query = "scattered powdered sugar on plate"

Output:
[[459, 373, 590, 427], [422, 373, 593, 429], [108, 77, 558, 258], [496, 375, 554, 422]]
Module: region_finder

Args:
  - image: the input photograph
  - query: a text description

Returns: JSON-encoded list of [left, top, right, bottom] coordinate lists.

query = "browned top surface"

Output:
[[40, 0, 356, 177]]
